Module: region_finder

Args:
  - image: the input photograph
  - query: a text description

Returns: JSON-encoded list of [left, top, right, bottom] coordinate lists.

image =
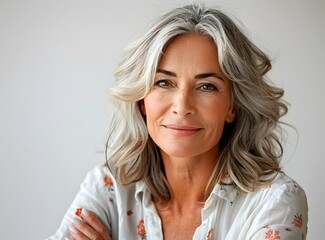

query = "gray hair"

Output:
[[106, 4, 288, 200]]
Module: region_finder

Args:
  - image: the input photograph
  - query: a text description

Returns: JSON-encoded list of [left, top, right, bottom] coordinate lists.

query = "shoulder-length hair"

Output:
[[106, 3, 288, 200]]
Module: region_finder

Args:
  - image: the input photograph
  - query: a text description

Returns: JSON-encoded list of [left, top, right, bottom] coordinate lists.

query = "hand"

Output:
[[70, 209, 111, 240]]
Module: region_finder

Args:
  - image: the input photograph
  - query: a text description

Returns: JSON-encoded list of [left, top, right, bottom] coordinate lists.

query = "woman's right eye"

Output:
[[154, 80, 172, 88]]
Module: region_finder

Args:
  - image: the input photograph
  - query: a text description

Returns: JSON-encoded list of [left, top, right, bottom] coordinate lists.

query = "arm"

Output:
[[70, 209, 111, 240], [46, 165, 116, 240]]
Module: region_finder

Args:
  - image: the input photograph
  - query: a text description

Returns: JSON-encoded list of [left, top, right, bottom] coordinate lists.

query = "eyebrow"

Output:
[[156, 69, 177, 77], [156, 69, 224, 81]]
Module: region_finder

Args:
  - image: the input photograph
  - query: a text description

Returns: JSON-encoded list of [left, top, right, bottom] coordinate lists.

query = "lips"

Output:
[[163, 124, 203, 136]]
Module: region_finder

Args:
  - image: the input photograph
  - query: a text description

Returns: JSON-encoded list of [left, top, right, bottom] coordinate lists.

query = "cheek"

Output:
[[143, 97, 160, 130], [204, 99, 231, 119], [143, 92, 168, 119], [142, 93, 171, 144], [144, 110, 162, 147], [203, 102, 232, 134]]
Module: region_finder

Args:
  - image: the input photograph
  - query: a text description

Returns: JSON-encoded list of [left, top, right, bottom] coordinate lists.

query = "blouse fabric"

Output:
[[46, 164, 308, 240]]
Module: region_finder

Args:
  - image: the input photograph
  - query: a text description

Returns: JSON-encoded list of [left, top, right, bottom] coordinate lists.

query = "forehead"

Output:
[[158, 33, 221, 71], [166, 33, 216, 48]]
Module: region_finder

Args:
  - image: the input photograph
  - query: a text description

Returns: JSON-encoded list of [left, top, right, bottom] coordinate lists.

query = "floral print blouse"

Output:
[[46, 164, 308, 240]]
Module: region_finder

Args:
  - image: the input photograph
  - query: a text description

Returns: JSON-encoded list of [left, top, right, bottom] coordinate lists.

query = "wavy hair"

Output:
[[106, 3, 288, 200]]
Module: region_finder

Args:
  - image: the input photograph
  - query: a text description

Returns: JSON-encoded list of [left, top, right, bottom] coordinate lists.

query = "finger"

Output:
[[72, 218, 104, 240], [80, 210, 111, 240], [69, 225, 89, 240]]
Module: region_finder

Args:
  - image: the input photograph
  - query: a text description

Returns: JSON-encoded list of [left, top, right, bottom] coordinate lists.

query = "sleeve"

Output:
[[248, 180, 308, 240], [45, 165, 117, 240]]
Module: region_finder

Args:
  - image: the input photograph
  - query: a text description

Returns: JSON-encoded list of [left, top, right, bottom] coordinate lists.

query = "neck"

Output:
[[159, 152, 216, 213]]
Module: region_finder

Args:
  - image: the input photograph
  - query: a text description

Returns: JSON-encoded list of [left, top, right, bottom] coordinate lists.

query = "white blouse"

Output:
[[46, 164, 308, 240]]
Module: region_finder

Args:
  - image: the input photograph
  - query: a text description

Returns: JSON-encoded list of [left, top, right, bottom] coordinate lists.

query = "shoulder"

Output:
[[240, 172, 308, 210], [81, 164, 130, 194], [82, 164, 116, 187], [240, 172, 308, 219], [241, 173, 308, 238], [247, 172, 308, 226], [84, 164, 140, 200], [259, 172, 307, 204]]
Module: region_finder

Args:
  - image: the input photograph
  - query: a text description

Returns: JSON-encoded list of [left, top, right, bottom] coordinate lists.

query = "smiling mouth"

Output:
[[163, 124, 203, 136]]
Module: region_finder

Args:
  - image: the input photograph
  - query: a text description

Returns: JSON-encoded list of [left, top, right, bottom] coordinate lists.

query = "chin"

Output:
[[160, 146, 204, 159]]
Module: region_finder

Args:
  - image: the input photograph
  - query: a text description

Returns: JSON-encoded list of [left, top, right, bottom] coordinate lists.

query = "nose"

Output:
[[171, 88, 195, 117]]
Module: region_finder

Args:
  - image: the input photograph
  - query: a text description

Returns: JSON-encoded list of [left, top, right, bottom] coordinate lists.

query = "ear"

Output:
[[138, 100, 146, 115], [225, 105, 236, 123]]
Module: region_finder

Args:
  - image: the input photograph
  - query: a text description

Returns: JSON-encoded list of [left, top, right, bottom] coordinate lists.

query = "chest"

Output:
[[157, 207, 202, 240]]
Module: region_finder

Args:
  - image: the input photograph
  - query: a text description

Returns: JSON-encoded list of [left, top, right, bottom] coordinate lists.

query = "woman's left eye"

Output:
[[198, 83, 218, 92]]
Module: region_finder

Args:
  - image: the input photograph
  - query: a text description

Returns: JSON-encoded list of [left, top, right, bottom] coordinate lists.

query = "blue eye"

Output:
[[198, 83, 218, 92], [155, 80, 172, 88]]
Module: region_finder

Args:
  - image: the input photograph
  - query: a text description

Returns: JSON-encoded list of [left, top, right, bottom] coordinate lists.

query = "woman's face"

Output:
[[141, 34, 236, 160]]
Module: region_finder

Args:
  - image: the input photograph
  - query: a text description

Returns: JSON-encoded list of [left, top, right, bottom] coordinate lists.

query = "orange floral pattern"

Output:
[[137, 219, 147, 239], [292, 214, 303, 228], [127, 209, 133, 216], [75, 208, 82, 217], [103, 175, 114, 191], [217, 172, 229, 185], [265, 229, 281, 240], [54, 166, 307, 240], [206, 228, 213, 240]]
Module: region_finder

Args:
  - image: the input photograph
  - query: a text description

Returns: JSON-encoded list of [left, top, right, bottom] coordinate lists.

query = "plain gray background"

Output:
[[0, 0, 324, 239]]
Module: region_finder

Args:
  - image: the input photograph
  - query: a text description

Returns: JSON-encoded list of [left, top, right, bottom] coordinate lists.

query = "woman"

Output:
[[48, 4, 308, 240]]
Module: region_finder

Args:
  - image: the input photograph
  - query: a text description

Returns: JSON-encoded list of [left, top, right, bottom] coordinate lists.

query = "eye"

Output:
[[154, 80, 173, 88], [198, 83, 218, 92]]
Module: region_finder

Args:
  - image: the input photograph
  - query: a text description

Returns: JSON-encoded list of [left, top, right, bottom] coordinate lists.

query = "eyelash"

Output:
[[154, 79, 172, 88], [154, 80, 219, 92], [197, 83, 218, 92]]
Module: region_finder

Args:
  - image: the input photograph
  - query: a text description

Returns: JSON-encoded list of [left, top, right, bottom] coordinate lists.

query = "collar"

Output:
[[135, 180, 147, 204], [207, 173, 238, 206], [134, 175, 238, 207], [211, 182, 238, 204]]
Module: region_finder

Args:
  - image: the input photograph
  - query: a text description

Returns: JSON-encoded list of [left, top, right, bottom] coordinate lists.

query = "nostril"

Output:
[[171, 107, 194, 117]]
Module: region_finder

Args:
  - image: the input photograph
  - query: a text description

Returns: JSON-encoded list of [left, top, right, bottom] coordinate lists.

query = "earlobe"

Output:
[[226, 107, 236, 123]]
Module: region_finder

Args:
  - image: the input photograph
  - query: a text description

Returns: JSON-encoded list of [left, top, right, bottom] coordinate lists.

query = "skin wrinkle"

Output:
[[141, 33, 236, 239]]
